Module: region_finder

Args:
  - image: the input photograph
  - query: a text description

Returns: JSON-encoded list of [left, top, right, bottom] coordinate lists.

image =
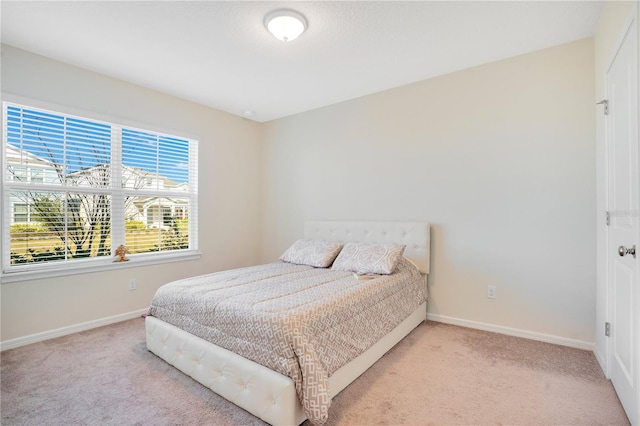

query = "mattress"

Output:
[[147, 257, 426, 424]]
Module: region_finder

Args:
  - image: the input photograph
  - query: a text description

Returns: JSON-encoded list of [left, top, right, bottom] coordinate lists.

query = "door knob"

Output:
[[618, 245, 637, 258]]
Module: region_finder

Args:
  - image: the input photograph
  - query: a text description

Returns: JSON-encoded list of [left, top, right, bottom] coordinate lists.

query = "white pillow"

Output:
[[331, 242, 405, 275], [279, 239, 344, 268]]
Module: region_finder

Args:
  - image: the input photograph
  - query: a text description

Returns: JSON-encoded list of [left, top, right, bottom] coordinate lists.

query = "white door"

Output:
[[606, 10, 639, 425]]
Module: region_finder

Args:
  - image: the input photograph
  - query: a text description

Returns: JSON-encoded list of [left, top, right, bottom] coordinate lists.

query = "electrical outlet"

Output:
[[128, 278, 136, 291], [488, 285, 496, 299]]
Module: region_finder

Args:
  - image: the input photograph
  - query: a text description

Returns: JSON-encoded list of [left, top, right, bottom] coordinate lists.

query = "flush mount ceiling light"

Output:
[[264, 9, 308, 42]]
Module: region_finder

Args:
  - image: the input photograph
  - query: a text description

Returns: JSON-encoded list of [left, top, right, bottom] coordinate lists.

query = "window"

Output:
[[2, 102, 198, 278], [30, 168, 43, 184], [13, 203, 28, 223]]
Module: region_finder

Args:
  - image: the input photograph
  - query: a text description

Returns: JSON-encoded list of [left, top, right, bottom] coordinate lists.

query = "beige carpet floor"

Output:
[[1, 318, 630, 425]]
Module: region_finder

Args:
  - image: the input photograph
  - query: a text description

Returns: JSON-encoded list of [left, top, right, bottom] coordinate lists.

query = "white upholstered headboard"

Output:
[[304, 221, 431, 274]]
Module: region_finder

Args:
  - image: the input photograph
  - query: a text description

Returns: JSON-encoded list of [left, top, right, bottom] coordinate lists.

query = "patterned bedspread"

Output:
[[147, 257, 426, 425]]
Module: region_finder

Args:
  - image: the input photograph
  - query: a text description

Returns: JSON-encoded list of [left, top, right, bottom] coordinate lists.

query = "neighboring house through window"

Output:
[[2, 102, 199, 279]]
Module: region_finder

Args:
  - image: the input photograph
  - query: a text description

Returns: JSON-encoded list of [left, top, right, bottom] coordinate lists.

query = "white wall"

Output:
[[1, 36, 600, 348], [594, 1, 640, 370], [0, 45, 263, 343], [262, 39, 596, 346]]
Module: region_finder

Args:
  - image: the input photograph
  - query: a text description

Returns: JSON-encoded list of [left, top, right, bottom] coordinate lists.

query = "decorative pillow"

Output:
[[279, 239, 344, 268], [331, 242, 406, 275]]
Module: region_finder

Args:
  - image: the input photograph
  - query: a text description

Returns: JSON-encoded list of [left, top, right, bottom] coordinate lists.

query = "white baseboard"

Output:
[[593, 346, 609, 377], [2, 310, 595, 354], [0, 309, 148, 352], [427, 313, 595, 351]]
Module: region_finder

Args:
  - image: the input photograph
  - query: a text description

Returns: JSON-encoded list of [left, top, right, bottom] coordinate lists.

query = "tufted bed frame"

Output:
[[146, 221, 430, 425]]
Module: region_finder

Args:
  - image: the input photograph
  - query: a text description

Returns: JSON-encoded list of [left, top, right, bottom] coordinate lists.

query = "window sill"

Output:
[[1, 250, 202, 284]]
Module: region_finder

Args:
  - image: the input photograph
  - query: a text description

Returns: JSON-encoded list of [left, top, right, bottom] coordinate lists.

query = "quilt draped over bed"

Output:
[[147, 257, 426, 425]]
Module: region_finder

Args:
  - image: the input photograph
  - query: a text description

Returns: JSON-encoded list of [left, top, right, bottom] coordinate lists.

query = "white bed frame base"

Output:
[[146, 302, 426, 425], [146, 221, 430, 425]]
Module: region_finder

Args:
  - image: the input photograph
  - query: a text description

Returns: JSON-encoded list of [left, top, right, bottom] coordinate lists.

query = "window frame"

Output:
[[1, 97, 200, 283]]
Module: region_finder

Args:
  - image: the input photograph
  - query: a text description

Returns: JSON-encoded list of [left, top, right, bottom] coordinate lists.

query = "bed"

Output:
[[146, 221, 430, 425]]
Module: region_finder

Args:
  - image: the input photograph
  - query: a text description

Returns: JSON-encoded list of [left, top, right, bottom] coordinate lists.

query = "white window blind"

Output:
[[2, 102, 198, 278]]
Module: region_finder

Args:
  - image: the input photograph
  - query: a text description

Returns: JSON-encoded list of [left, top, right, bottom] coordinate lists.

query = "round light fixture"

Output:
[[264, 9, 308, 42]]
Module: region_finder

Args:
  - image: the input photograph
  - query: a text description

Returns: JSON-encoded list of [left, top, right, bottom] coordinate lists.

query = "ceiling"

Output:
[[1, 1, 603, 123]]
